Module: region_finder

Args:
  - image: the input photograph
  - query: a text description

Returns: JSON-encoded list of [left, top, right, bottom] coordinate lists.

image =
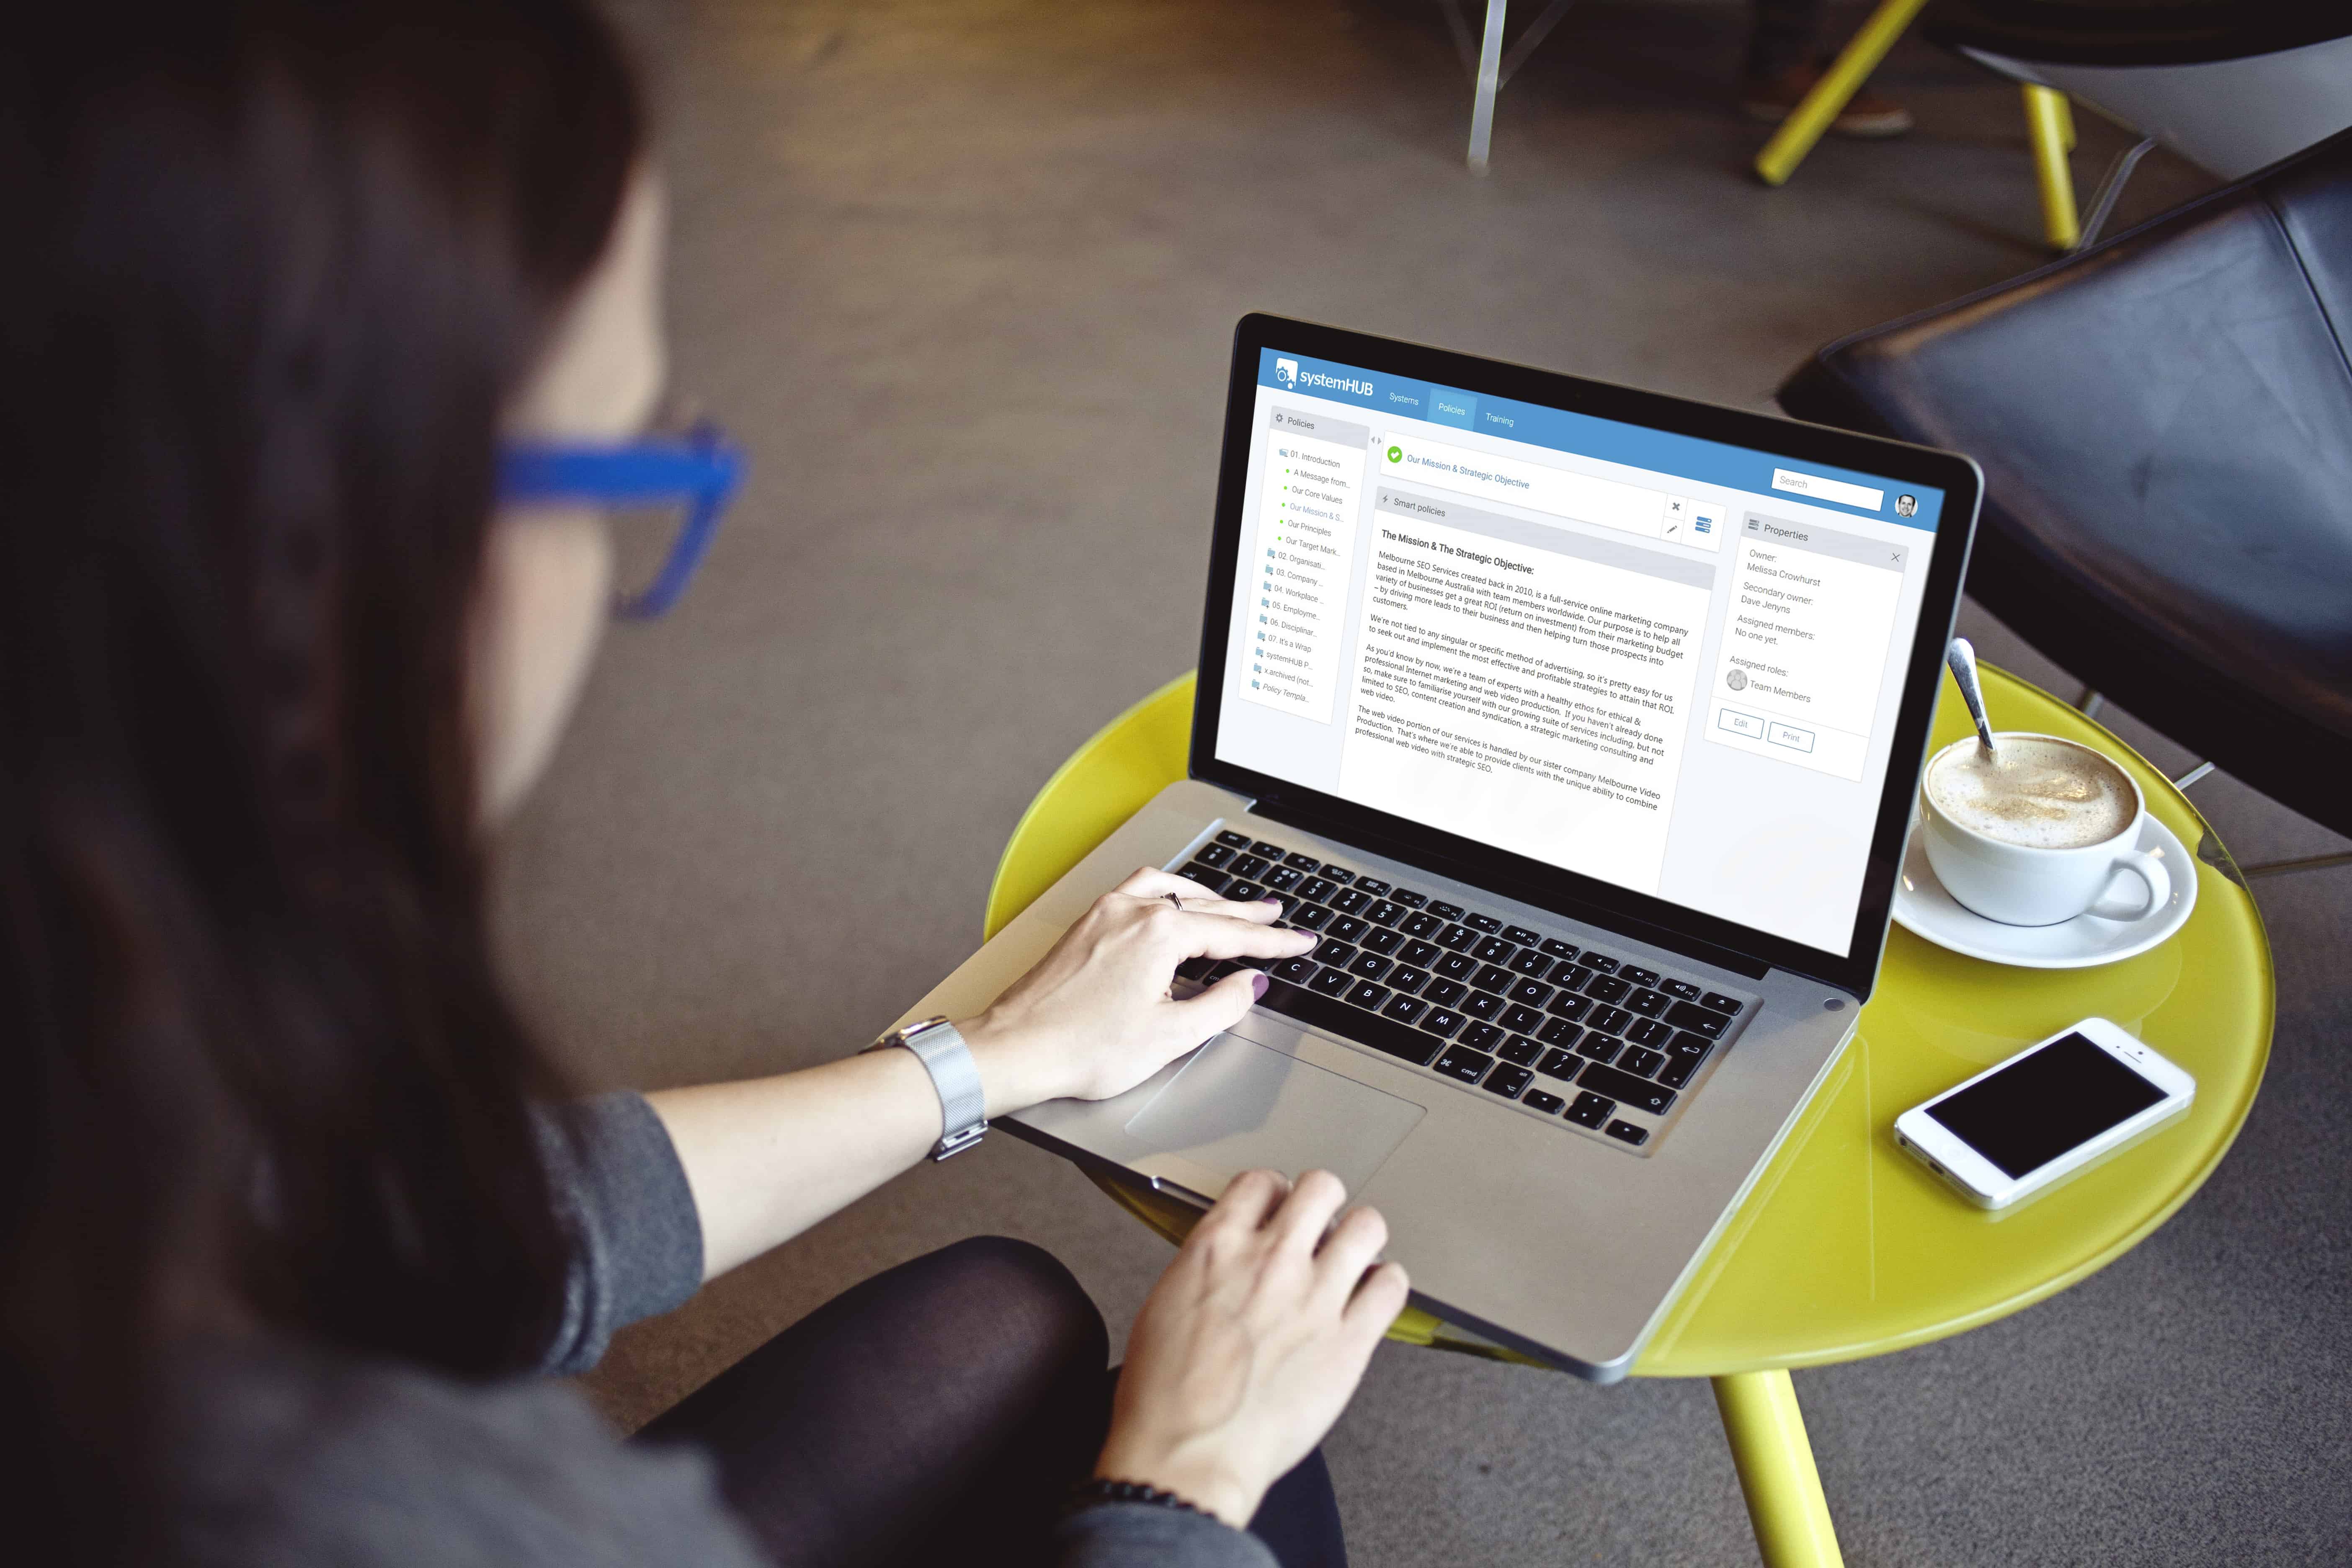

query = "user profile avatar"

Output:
[[1895, 493, 1917, 518], [1726, 669, 1749, 691]]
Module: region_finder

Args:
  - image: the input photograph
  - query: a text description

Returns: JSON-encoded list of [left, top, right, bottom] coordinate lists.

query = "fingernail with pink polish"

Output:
[[1259, 896, 1283, 906], [1251, 972, 1270, 998]]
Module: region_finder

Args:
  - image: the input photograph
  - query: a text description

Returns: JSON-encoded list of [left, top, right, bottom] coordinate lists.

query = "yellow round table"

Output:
[[985, 666, 2271, 1568]]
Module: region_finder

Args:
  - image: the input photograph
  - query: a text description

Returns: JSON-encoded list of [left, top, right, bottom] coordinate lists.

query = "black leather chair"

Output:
[[1778, 125, 2352, 848]]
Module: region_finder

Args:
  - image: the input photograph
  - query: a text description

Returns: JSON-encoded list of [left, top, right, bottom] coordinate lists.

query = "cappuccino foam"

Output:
[[1927, 736, 2135, 850]]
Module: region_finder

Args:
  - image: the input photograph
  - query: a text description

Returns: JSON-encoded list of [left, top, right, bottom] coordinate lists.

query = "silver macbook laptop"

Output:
[[900, 315, 1981, 1380]]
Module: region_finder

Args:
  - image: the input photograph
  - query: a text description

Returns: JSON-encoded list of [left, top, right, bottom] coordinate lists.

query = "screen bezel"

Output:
[[1189, 313, 1982, 998]]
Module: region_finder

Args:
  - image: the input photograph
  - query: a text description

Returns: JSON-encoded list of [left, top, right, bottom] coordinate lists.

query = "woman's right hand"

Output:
[[1094, 1170, 1410, 1528]]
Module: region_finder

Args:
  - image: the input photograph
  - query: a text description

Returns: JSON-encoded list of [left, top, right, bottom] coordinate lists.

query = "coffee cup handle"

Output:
[[2087, 848, 2169, 922]]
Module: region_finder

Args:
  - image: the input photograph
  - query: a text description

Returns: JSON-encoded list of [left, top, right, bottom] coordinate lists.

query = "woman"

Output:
[[0, 4, 1409, 1566]]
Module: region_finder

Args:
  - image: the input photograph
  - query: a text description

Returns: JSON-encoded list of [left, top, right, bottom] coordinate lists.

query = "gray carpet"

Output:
[[493, 2, 2352, 1561]]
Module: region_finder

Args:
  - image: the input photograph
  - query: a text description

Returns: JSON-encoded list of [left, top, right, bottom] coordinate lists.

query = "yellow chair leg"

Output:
[[1753, 0, 1929, 186], [2022, 84, 2081, 250], [2055, 91, 2077, 150], [1714, 1370, 1846, 1568]]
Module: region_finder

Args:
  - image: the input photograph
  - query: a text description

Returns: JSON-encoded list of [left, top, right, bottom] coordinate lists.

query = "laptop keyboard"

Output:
[[1173, 829, 1752, 1153]]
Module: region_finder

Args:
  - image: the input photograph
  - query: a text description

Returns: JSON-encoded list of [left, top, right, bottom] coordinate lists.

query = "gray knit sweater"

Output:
[[166, 1093, 1271, 1568]]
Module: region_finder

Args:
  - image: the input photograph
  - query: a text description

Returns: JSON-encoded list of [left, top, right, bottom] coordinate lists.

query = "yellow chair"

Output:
[[1751, 0, 2085, 250], [988, 665, 2270, 1568]]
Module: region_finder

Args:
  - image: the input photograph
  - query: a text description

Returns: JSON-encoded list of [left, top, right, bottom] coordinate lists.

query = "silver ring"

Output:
[[1165, 892, 1185, 910]]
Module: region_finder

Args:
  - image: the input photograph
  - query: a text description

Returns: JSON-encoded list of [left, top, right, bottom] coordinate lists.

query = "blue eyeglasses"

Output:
[[497, 419, 746, 619]]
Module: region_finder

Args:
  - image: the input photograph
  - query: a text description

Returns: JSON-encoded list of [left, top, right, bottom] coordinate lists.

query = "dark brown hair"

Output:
[[0, 1, 642, 1555]]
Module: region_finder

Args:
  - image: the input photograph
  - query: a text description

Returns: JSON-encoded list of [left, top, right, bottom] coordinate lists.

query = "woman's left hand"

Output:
[[958, 867, 1317, 1116]]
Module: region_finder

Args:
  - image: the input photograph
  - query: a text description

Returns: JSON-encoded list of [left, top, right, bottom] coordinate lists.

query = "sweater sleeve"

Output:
[[1051, 1505, 1279, 1568], [532, 1092, 707, 1375]]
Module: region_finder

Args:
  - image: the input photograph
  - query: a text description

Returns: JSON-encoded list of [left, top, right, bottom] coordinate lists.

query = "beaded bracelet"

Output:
[[1065, 1477, 1213, 1520]]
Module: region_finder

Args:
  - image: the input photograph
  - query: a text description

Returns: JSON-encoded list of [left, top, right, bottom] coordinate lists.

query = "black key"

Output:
[[1391, 889, 1427, 908], [1620, 965, 1661, 989], [1473, 936, 1518, 965], [1550, 960, 1594, 989], [1661, 978, 1702, 1001], [1264, 892, 1301, 916], [1626, 988, 1670, 1018], [1398, 939, 1441, 968], [1363, 900, 1405, 926], [1423, 978, 1467, 1006], [1388, 966, 1430, 994], [1291, 905, 1333, 932], [1589, 1006, 1633, 1037], [1196, 843, 1236, 868], [1502, 925, 1543, 946], [1657, 1055, 1701, 1089], [1702, 993, 1746, 1015], [1500, 1003, 1545, 1035], [1329, 887, 1369, 914], [1248, 972, 1436, 1065], [1460, 1021, 1506, 1051], [1585, 974, 1630, 1003], [1271, 956, 1318, 985], [1418, 1008, 1466, 1039], [1577, 1033, 1622, 1064], [1435, 952, 1478, 981], [1508, 949, 1553, 977], [1400, 911, 1444, 939], [1626, 1016, 1675, 1048], [1177, 956, 1217, 982], [1250, 840, 1286, 857], [1321, 867, 1355, 886], [1666, 1001, 1733, 1039], [1428, 900, 1465, 921], [1354, 877, 1392, 897], [1309, 967, 1352, 996], [1566, 1091, 1614, 1129], [1524, 1089, 1566, 1115], [1297, 877, 1337, 903], [1382, 994, 1428, 1025], [1498, 1034, 1543, 1066], [1347, 953, 1393, 981], [1225, 881, 1266, 903], [1620, 1046, 1667, 1078], [1606, 1120, 1651, 1147], [1328, 915, 1369, 943], [1230, 854, 1269, 881], [1582, 953, 1622, 975], [1179, 864, 1231, 893], [1537, 1017, 1583, 1049], [1436, 923, 1478, 952], [1283, 851, 1320, 871], [1263, 865, 1303, 892], [1362, 927, 1404, 955], [1232, 951, 1272, 972], [1215, 829, 1252, 848], [1538, 938, 1581, 960], [1345, 980, 1392, 1010], [1508, 978, 1555, 1009], [1313, 938, 1357, 966], [1579, 1062, 1676, 1115], [1539, 1048, 1582, 1081], [1207, 961, 1242, 981], [1471, 964, 1516, 993], [1484, 1064, 1533, 1099], [1465, 913, 1503, 934], [1462, 990, 1504, 1021], [1546, 992, 1592, 1022], [1667, 1030, 1715, 1060], [1434, 1044, 1493, 1084]]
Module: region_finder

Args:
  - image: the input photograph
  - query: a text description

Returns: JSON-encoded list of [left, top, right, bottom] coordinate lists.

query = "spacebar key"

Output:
[[1253, 976, 1443, 1067]]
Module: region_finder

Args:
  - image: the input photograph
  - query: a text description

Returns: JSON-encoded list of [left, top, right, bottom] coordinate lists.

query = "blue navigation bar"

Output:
[[1258, 347, 1942, 531]]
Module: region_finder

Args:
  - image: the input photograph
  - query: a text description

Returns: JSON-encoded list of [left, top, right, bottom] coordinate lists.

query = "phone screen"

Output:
[[1926, 1032, 2167, 1179]]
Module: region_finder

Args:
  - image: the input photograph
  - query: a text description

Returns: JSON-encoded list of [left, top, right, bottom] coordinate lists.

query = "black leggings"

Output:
[[637, 1237, 1346, 1568]]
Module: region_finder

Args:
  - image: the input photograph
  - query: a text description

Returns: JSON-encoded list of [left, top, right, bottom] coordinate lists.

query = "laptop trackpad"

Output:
[[1124, 1032, 1426, 1202]]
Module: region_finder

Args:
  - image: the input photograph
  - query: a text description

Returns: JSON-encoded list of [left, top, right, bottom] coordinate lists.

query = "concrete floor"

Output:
[[497, 2, 2352, 1561]]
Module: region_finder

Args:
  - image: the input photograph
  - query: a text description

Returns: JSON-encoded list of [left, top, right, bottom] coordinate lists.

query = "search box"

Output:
[[1771, 468, 1883, 511]]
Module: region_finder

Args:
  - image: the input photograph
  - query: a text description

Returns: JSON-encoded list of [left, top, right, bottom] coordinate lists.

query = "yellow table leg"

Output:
[[2022, 84, 2081, 250], [1752, 0, 1929, 186], [1714, 1369, 1845, 1568]]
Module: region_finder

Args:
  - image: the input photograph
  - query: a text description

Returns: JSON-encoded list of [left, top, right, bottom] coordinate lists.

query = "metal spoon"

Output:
[[1946, 637, 1997, 759]]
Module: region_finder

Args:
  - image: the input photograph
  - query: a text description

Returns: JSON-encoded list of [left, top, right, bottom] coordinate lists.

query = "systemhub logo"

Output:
[[1275, 357, 1299, 387], [1285, 364, 1374, 397]]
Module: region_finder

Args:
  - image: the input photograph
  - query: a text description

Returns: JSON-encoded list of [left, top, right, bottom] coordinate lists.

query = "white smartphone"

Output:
[[1893, 1018, 2194, 1210]]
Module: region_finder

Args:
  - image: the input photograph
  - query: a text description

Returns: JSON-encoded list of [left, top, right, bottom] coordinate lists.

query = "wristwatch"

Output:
[[865, 1016, 989, 1161]]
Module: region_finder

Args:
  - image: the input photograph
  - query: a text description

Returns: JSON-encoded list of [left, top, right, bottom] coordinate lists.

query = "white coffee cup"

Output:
[[1919, 732, 2170, 927]]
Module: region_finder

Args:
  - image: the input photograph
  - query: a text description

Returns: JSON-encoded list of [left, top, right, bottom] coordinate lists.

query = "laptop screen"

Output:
[[1211, 345, 1952, 960]]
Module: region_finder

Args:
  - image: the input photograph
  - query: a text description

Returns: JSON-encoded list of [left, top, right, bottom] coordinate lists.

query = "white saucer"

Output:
[[1891, 813, 2198, 969]]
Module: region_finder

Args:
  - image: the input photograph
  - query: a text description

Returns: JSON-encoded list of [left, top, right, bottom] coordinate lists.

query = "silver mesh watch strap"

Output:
[[872, 1017, 988, 1161]]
